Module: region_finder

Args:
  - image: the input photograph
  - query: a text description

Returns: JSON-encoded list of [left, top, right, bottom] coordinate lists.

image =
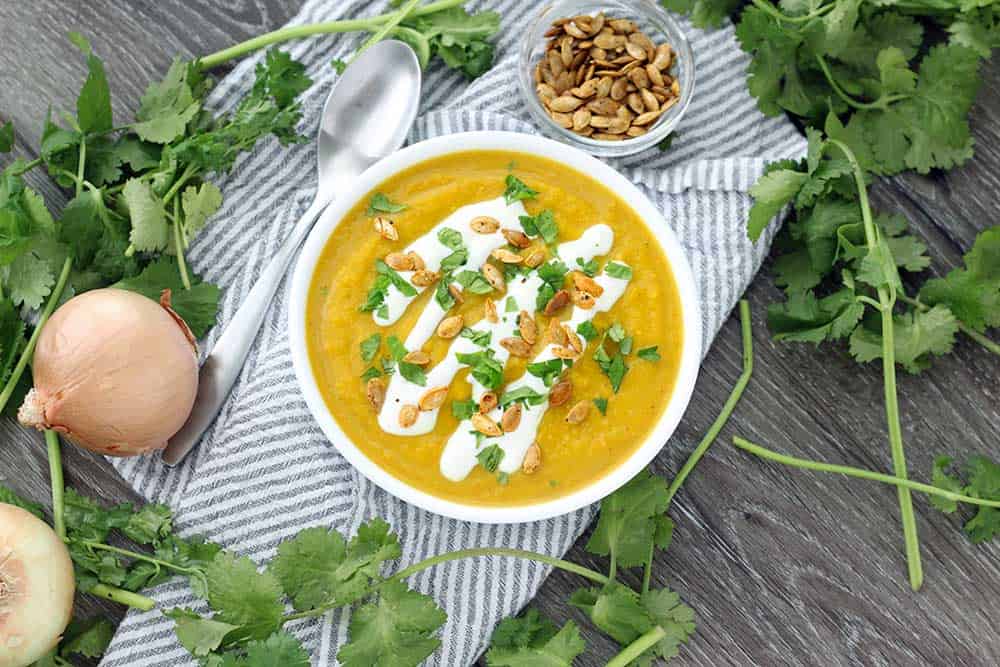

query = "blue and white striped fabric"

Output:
[[100, 1, 805, 664]]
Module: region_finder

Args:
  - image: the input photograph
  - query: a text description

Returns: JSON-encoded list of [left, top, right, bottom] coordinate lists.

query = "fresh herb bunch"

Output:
[[0, 37, 313, 416], [662, 0, 993, 174], [742, 121, 999, 589]]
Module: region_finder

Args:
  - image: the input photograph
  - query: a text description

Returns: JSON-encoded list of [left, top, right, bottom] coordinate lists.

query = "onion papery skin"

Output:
[[0, 503, 75, 667], [19, 288, 199, 457]]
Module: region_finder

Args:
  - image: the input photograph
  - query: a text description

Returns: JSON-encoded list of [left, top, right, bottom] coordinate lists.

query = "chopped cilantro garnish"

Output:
[[376, 303, 389, 320], [496, 472, 510, 485], [456, 349, 504, 390], [637, 346, 661, 361], [519, 210, 558, 244], [366, 192, 407, 216], [499, 386, 546, 408], [526, 359, 565, 387], [361, 367, 382, 381], [386, 335, 407, 361], [362, 260, 417, 313], [451, 399, 478, 420], [620, 336, 633, 356], [360, 334, 381, 362], [455, 270, 494, 294], [577, 321, 599, 342], [577, 257, 599, 277], [536, 260, 569, 312], [607, 323, 626, 343], [461, 327, 492, 347], [477, 444, 505, 473], [440, 250, 468, 272], [437, 227, 464, 250], [505, 297, 518, 313], [435, 278, 456, 310], [605, 262, 632, 280], [593, 397, 608, 415], [594, 343, 628, 394], [503, 175, 538, 205]]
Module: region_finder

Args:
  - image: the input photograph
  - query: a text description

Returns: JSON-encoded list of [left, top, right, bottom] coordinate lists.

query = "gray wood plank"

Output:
[[2, 2, 999, 665]]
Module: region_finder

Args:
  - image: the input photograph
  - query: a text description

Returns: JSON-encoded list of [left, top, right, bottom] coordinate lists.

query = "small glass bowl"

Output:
[[517, 0, 696, 158]]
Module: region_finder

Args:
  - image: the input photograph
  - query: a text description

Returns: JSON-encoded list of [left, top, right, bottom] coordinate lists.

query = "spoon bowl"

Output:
[[162, 41, 422, 466]]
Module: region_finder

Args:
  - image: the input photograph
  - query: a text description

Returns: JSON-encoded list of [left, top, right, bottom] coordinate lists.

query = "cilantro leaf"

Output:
[[165, 608, 240, 657], [268, 523, 399, 611], [133, 59, 201, 144], [71, 33, 113, 134], [586, 469, 670, 568], [504, 175, 538, 205], [486, 609, 586, 667], [368, 193, 408, 216], [961, 456, 1000, 543], [452, 399, 478, 420], [637, 346, 660, 361], [477, 444, 505, 473], [0, 121, 12, 153], [519, 210, 558, 244], [361, 334, 382, 362], [604, 262, 632, 280], [113, 257, 221, 337], [569, 583, 650, 646], [338, 580, 446, 667], [930, 456, 963, 514], [59, 618, 115, 659], [456, 348, 504, 390], [849, 304, 959, 374], [404, 7, 501, 78], [593, 397, 608, 416], [455, 269, 494, 294], [747, 164, 808, 241], [122, 178, 169, 252], [181, 182, 224, 236], [639, 587, 697, 660], [205, 551, 285, 640], [919, 227, 1000, 333], [577, 321, 599, 342], [499, 386, 546, 408]]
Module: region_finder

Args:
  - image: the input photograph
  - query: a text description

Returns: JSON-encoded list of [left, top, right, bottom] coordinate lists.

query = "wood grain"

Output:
[[1, 2, 999, 665]]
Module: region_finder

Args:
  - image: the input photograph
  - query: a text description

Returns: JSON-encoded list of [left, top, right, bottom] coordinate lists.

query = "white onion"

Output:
[[19, 288, 199, 456], [0, 503, 75, 667]]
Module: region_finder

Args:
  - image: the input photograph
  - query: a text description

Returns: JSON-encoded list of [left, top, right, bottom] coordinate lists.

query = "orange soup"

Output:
[[306, 150, 683, 506]]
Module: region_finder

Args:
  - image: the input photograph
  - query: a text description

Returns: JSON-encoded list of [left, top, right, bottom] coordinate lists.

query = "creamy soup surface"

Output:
[[306, 150, 684, 506]]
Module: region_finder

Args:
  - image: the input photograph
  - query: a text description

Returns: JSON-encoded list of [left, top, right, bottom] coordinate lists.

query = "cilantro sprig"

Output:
[[666, 0, 990, 175]]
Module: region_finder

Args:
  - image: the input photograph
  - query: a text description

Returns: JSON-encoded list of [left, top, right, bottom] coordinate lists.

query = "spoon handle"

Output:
[[161, 194, 331, 467]]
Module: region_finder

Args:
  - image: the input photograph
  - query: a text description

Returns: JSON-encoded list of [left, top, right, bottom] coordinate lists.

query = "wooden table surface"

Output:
[[2, 2, 999, 665]]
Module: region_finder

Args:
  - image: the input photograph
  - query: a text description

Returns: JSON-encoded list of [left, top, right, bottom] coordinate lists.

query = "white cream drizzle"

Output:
[[377, 223, 615, 440], [374, 197, 528, 330], [438, 268, 630, 482]]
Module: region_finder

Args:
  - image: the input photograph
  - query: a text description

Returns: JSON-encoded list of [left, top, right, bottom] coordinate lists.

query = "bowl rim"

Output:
[[288, 131, 702, 524], [516, 0, 697, 158]]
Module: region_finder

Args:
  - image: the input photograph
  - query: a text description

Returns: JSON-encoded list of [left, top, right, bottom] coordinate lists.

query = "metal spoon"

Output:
[[162, 41, 422, 466]]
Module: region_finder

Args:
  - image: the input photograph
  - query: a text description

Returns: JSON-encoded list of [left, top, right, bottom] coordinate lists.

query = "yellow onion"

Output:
[[0, 503, 75, 667], [18, 288, 198, 456]]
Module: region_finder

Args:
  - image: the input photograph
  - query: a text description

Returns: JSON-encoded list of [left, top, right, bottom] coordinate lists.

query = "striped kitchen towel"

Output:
[[100, 0, 806, 664]]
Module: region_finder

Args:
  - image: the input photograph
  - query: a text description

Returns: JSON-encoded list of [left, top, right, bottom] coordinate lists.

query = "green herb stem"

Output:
[[172, 199, 192, 290], [0, 256, 73, 414], [352, 0, 422, 62], [606, 625, 667, 667], [75, 137, 86, 197], [644, 300, 754, 593], [282, 547, 611, 624], [898, 293, 1000, 357], [830, 140, 922, 590], [46, 430, 66, 540], [9, 157, 42, 176], [81, 540, 203, 578], [87, 583, 156, 611], [816, 55, 908, 111], [198, 0, 466, 69], [733, 437, 1000, 509], [666, 300, 753, 508]]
